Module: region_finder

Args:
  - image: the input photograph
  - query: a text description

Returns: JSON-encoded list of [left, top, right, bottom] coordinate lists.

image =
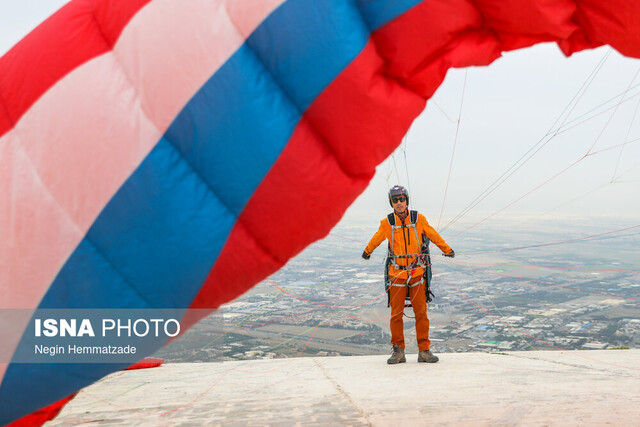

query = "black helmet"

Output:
[[388, 185, 409, 207]]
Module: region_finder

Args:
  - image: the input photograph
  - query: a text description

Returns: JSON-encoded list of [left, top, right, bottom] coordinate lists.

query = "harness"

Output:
[[384, 210, 435, 308]]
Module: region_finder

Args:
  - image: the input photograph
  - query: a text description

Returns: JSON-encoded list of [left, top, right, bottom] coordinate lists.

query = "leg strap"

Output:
[[389, 277, 424, 288]]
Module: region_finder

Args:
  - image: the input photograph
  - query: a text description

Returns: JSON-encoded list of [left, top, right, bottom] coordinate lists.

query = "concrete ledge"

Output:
[[47, 349, 640, 426]]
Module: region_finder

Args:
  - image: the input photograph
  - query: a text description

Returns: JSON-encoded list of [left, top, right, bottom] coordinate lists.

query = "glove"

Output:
[[443, 250, 455, 258], [362, 250, 371, 260]]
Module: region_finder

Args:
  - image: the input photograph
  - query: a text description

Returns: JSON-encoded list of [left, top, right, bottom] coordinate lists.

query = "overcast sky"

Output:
[[2, 1, 639, 235], [352, 44, 640, 232]]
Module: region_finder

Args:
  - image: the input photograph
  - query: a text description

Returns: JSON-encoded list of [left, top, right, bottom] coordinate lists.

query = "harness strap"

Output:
[[389, 276, 424, 288], [387, 211, 423, 270]]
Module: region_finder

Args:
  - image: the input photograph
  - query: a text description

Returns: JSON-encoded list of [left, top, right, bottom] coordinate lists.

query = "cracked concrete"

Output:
[[47, 349, 640, 426]]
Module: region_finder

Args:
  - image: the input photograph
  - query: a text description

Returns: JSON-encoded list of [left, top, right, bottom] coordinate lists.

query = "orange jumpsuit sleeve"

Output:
[[364, 219, 389, 256], [418, 214, 452, 254]]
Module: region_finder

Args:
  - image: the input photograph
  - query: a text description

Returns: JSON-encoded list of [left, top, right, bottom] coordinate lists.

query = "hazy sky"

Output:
[[351, 45, 640, 232], [2, 1, 639, 236]]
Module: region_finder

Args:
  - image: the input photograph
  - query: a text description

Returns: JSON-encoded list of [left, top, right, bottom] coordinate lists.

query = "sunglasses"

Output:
[[392, 196, 406, 203]]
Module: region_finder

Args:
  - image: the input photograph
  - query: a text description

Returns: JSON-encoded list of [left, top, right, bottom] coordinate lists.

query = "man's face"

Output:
[[392, 195, 407, 214]]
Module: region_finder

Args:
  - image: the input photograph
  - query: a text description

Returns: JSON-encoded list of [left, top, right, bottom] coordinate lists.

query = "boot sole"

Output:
[[387, 357, 406, 364], [418, 357, 439, 363]]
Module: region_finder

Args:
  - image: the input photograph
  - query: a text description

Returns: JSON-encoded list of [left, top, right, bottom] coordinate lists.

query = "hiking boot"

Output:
[[387, 345, 406, 364], [418, 350, 439, 363]]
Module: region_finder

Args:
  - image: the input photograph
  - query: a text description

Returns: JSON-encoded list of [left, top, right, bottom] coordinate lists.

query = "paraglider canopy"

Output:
[[1, 0, 640, 425]]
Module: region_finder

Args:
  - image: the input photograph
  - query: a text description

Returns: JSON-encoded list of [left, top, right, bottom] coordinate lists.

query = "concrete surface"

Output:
[[47, 349, 640, 426]]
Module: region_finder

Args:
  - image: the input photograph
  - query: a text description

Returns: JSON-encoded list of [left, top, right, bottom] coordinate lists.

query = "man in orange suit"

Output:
[[362, 185, 455, 364]]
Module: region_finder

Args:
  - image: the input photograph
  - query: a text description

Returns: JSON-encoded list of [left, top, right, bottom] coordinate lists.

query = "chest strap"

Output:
[[388, 211, 423, 270]]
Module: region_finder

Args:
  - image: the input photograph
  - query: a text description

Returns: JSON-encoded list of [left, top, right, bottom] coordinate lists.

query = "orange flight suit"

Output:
[[364, 212, 451, 351]]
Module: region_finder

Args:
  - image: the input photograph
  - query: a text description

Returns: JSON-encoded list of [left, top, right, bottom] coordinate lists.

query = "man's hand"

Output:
[[443, 250, 455, 258], [362, 250, 371, 260]]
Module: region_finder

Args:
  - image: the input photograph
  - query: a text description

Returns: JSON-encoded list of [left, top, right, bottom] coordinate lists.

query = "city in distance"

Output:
[[155, 214, 640, 362]]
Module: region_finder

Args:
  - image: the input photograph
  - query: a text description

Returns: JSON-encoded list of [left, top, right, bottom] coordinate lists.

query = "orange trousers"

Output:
[[389, 275, 430, 351]]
